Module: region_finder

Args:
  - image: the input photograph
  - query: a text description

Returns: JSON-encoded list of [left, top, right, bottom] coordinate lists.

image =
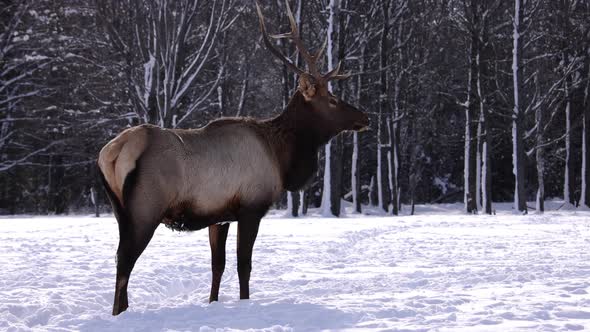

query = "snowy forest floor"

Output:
[[1, 202, 590, 331]]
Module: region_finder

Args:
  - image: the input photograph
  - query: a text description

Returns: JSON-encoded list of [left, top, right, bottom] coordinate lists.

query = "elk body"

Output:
[[98, 1, 368, 316]]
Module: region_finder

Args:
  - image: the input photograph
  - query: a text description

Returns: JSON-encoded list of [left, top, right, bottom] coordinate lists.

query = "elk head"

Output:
[[255, 1, 369, 137]]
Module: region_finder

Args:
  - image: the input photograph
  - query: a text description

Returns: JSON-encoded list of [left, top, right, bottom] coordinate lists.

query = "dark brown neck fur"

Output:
[[264, 92, 329, 191]]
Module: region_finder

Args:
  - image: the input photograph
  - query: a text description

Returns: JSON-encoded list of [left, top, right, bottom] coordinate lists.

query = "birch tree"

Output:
[[462, 0, 481, 214], [474, 0, 503, 215], [284, 0, 303, 217], [387, 0, 408, 215], [375, 0, 394, 213], [572, 0, 590, 208], [560, 1, 575, 208], [538, 0, 588, 209], [452, 0, 498, 214], [557, 0, 589, 208], [351, 41, 365, 213], [525, 62, 582, 212], [320, 0, 341, 216]]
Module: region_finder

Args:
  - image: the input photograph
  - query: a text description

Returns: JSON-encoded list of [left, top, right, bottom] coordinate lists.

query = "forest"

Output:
[[1, 0, 589, 216]]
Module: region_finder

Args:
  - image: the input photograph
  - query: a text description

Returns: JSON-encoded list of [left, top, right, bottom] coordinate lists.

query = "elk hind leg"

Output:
[[208, 223, 230, 303], [113, 219, 159, 315]]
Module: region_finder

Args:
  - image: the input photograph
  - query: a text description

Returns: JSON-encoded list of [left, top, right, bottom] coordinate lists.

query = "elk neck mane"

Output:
[[262, 90, 327, 191]]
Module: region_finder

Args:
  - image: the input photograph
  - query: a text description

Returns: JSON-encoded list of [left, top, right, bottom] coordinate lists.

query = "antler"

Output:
[[255, 1, 304, 76], [322, 61, 350, 82], [255, 0, 349, 91]]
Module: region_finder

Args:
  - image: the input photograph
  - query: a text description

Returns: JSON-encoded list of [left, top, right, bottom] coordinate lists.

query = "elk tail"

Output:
[[98, 165, 129, 225]]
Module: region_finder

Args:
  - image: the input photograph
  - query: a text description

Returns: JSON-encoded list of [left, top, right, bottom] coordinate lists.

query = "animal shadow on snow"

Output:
[[77, 300, 360, 331]]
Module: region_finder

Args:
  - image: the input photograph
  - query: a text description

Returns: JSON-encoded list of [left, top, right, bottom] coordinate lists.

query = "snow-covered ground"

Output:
[[1, 203, 590, 331]]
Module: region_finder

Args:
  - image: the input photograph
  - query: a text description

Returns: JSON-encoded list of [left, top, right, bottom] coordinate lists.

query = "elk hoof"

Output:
[[112, 302, 128, 316]]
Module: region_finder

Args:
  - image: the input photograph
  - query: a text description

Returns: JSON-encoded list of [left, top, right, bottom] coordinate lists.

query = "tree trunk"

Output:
[[464, 27, 478, 214], [582, 107, 588, 208], [321, 0, 340, 216], [390, 17, 403, 215], [389, 112, 400, 215], [536, 147, 545, 213], [477, 48, 492, 214], [330, 135, 344, 216], [377, 0, 391, 213], [376, 116, 389, 212], [279, 27, 298, 216], [235, 60, 250, 117], [408, 112, 417, 216], [387, 116, 398, 215], [582, 59, 590, 208], [369, 175, 378, 207], [394, 106, 402, 211], [564, 82, 574, 206], [475, 49, 482, 210], [351, 41, 366, 214], [482, 114, 492, 214], [286, 0, 303, 217], [351, 132, 361, 213], [51, 155, 68, 215], [512, 0, 527, 213], [476, 113, 482, 210], [535, 85, 545, 213], [328, 0, 350, 217]]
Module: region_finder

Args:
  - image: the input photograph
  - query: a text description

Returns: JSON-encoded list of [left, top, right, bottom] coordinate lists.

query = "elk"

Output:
[[98, 0, 368, 316]]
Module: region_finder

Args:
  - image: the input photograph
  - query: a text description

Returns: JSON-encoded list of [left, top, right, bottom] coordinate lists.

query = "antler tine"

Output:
[[257, 0, 345, 83], [270, 32, 294, 39], [282, 0, 321, 76], [314, 36, 328, 64], [323, 61, 351, 82], [255, 1, 304, 75], [284, 0, 300, 39], [327, 73, 352, 81], [311, 35, 328, 73]]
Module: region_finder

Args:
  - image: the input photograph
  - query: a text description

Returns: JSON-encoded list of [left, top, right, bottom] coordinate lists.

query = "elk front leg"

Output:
[[208, 223, 230, 303], [236, 216, 261, 300]]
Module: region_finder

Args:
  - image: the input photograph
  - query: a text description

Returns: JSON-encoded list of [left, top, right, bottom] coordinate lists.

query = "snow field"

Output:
[[1, 207, 590, 331]]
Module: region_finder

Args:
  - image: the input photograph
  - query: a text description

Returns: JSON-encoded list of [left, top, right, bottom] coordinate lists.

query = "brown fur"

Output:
[[98, 125, 150, 204]]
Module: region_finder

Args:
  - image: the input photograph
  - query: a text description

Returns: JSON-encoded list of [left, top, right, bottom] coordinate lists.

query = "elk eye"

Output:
[[329, 99, 338, 106]]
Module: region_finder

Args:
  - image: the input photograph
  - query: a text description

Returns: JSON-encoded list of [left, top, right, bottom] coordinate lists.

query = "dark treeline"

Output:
[[1, 0, 589, 215]]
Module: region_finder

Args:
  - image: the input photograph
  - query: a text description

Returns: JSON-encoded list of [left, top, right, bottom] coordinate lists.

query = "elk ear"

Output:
[[298, 75, 316, 100]]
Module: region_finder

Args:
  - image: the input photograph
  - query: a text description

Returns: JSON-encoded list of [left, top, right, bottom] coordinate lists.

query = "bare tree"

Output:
[[96, 0, 232, 128], [0, 1, 57, 172], [320, 0, 340, 216], [349, 1, 379, 214], [284, 0, 303, 217]]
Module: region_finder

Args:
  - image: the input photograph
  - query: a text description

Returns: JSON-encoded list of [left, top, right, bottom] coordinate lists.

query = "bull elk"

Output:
[[98, 0, 368, 316]]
